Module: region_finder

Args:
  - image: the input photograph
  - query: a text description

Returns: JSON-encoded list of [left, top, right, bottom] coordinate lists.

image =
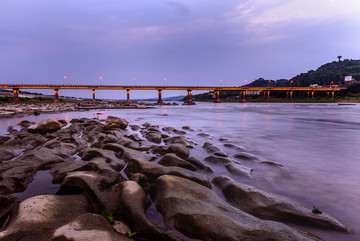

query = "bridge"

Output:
[[0, 84, 346, 104]]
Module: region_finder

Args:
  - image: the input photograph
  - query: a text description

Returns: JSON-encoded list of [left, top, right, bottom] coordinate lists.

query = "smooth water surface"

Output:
[[1, 102, 359, 240]]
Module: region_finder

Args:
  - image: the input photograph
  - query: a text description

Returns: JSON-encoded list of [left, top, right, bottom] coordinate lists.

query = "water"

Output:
[[1, 102, 359, 240]]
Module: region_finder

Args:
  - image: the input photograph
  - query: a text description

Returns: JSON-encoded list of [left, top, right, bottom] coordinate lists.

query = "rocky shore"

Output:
[[0, 116, 348, 240]]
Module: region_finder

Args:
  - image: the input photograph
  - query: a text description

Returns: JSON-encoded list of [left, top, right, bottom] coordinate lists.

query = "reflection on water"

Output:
[[1, 102, 360, 240]]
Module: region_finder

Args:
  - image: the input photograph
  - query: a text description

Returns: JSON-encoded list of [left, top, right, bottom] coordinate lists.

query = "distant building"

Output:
[[246, 90, 261, 95], [344, 76, 357, 85]]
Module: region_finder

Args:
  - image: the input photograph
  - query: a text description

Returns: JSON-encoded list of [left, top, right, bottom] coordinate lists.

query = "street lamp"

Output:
[[290, 80, 294, 87], [133, 77, 136, 86], [268, 80, 271, 87]]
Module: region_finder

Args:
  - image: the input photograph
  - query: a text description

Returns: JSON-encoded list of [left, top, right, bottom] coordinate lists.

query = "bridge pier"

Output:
[[13, 88, 19, 103], [126, 89, 131, 104], [327, 92, 330, 98], [289, 91, 293, 101], [157, 89, 164, 105], [184, 90, 193, 104], [92, 89, 96, 104], [307, 92, 310, 98], [264, 91, 270, 101], [332, 91, 335, 98], [312, 91, 314, 98], [213, 90, 220, 103], [240, 91, 246, 102], [54, 89, 59, 103]]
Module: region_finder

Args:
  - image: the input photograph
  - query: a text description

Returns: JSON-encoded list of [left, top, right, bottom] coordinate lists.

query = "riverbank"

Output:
[[0, 113, 353, 240]]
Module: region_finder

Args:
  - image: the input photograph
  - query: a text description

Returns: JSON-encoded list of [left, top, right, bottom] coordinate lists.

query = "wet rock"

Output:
[[53, 213, 131, 241], [0, 136, 10, 145], [28, 119, 61, 134], [152, 144, 190, 159], [197, 132, 213, 138], [182, 126, 192, 131], [81, 147, 126, 171], [116, 181, 177, 240], [225, 163, 252, 178], [162, 127, 186, 135], [18, 120, 34, 128], [0, 147, 24, 161], [234, 152, 259, 161], [18, 147, 65, 169], [158, 153, 197, 171], [203, 142, 228, 157], [152, 175, 321, 241], [186, 157, 214, 173], [57, 119, 68, 127], [0, 195, 18, 228], [103, 143, 154, 162], [125, 157, 211, 188], [0, 195, 89, 240], [145, 131, 162, 144], [50, 160, 86, 184], [127, 133, 143, 142], [0, 160, 37, 194], [204, 155, 232, 165], [43, 139, 77, 157], [163, 136, 196, 147], [223, 143, 246, 151], [57, 171, 123, 212], [212, 175, 347, 231], [130, 124, 141, 131], [130, 173, 151, 193], [219, 137, 231, 142]]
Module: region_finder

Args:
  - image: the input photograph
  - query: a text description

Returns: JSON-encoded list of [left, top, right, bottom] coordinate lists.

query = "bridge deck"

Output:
[[0, 84, 345, 91]]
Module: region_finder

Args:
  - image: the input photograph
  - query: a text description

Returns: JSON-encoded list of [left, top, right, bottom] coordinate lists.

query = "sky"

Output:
[[1, 0, 360, 99]]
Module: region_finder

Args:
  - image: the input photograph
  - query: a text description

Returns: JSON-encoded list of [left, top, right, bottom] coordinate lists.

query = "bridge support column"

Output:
[[184, 90, 193, 104], [54, 89, 59, 103], [126, 89, 130, 104], [332, 91, 335, 98], [13, 88, 19, 103], [290, 91, 293, 101], [264, 91, 270, 101], [157, 89, 164, 105], [311, 91, 314, 98], [307, 92, 310, 98], [286, 91, 289, 99], [327, 92, 330, 98], [92, 89, 96, 104], [213, 90, 220, 103], [240, 91, 246, 102]]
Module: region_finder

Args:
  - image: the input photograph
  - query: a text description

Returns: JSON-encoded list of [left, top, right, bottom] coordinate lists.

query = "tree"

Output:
[[337, 56, 342, 62]]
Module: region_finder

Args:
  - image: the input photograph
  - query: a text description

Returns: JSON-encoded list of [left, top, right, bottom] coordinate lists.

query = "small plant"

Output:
[[101, 209, 114, 224], [124, 230, 137, 238]]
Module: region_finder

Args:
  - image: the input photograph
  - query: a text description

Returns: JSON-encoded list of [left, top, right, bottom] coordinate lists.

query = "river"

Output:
[[1, 102, 359, 240]]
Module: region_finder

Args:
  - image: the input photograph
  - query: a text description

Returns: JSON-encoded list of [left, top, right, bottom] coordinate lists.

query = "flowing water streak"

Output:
[[1, 102, 360, 240]]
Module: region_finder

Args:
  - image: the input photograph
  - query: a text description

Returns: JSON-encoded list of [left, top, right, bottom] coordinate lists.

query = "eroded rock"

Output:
[[105, 116, 129, 129], [158, 153, 197, 171], [203, 142, 227, 157], [28, 119, 61, 134]]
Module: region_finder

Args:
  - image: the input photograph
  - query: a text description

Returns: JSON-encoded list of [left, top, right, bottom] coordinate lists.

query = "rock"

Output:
[[125, 157, 211, 188], [145, 131, 162, 144], [152, 144, 190, 159], [197, 132, 213, 138], [18, 120, 34, 128], [18, 148, 65, 170], [0, 195, 17, 228], [116, 181, 177, 240], [50, 160, 86, 184], [0, 147, 24, 161], [57, 119, 68, 127], [43, 139, 77, 157], [158, 153, 197, 171], [103, 143, 155, 162], [163, 136, 196, 147], [127, 133, 143, 142], [203, 142, 228, 157], [0, 160, 37, 194], [112, 220, 131, 236], [53, 213, 132, 241], [219, 137, 231, 142], [0, 195, 89, 240], [28, 119, 61, 134], [130, 173, 151, 193], [162, 127, 186, 135], [182, 126, 192, 130], [130, 124, 141, 131], [0, 136, 10, 145], [234, 152, 259, 161], [223, 143, 246, 151], [212, 176, 347, 231], [225, 163, 252, 178], [81, 147, 126, 171], [204, 155, 232, 165], [105, 116, 129, 129], [186, 157, 214, 173], [152, 175, 321, 241]]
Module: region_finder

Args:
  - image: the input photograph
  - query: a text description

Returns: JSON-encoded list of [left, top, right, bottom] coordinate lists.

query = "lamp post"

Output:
[[63, 76, 67, 85], [290, 80, 293, 87], [268, 80, 271, 87]]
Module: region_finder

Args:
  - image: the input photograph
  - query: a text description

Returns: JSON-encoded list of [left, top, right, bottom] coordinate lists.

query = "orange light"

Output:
[[291, 80, 293, 83], [268, 80, 271, 83], [99, 76, 103, 80], [63, 76, 67, 79], [245, 80, 247, 82], [220, 79, 223, 82]]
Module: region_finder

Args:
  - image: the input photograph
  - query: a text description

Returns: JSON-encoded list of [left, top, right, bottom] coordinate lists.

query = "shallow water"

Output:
[[1, 102, 360, 240]]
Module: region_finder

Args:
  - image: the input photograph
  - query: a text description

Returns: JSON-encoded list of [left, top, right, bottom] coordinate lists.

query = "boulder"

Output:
[[17, 148, 65, 170], [158, 153, 197, 171], [0, 160, 37, 194], [152, 175, 321, 241], [115, 181, 177, 240], [130, 124, 141, 131], [204, 155, 232, 165], [50, 160, 86, 184], [186, 157, 214, 173], [212, 176, 347, 231], [225, 163, 252, 178], [145, 131, 162, 144], [163, 136, 196, 147], [105, 116, 129, 129], [130, 173, 151, 193], [0, 195, 89, 240], [0, 195, 18, 228], [43, 139, 77, 157], [0, 136, 10, 145], [203, 142, 228, 157], [124, 157, 211, 188], [81, 147, 126, 171], [234, 152, 259, 161], [103, 143, 155, 162], [0, 147, 24, 161], [52, 213, 131, 241], [152, 144, 190, 159], [28, 119, 61, 134], [223, 143, 246, 151]]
